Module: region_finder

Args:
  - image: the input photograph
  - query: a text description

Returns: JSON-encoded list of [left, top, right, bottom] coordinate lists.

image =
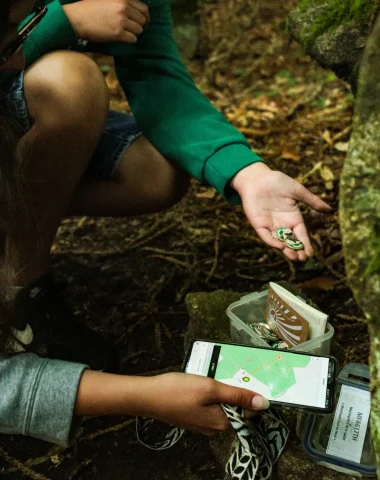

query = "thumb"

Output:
[[294, 184, 332, 213], [216, 384, 270, 411]]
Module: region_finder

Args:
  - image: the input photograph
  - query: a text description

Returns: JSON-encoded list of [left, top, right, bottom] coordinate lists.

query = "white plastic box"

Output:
[[227, 290, 334, 355]]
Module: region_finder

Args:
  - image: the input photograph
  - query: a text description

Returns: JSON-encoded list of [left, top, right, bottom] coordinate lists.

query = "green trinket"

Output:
[[276, 228, 294, 242], [272, 341, 289, 350], [285, 238, 304, 251]]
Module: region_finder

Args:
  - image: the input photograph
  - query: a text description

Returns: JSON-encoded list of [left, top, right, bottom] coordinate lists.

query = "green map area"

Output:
[[215, 344, 311, 397]]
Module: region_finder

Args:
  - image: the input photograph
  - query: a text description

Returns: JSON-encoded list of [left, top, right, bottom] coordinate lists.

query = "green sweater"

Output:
[[16, 0, 264, 203]]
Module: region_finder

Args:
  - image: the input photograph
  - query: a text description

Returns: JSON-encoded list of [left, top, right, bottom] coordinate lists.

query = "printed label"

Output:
[[326, 384, 370, 463]]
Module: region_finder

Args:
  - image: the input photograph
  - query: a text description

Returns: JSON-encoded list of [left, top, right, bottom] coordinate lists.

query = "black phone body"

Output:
[[183, 340, 337, 413]]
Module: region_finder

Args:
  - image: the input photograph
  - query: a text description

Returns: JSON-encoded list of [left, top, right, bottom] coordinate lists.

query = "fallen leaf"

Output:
[[334, 142, 349, 152], [195, 188, 216, 199], [320, 165, 335, 190], [322, 130, 333, 145], [252, 96, 280, 113], [105, 73, 120, 92], [281, 148, 301, 162], [300, 277, 341, 291]]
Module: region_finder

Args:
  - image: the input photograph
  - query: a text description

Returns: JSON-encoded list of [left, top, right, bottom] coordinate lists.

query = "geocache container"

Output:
[[298, 364, 376, 477], [226, 290, 334, 355]]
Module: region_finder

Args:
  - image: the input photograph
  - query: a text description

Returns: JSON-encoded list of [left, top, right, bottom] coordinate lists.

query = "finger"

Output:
[[119, 31, 138, 43], [128, 8, 148, 27], [293, 223, 313, 258], [123, 19, 144, 35], [256, 228, 285, 250], [129, 0, 150, 21], [282, 246, 299, 262], [216, 384, 270, 411], [297, 249, 308, 262], [294, 184, 332, 213]]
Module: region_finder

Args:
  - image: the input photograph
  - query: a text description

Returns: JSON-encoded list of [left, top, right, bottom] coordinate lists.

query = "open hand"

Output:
[[141, 373, 269, 436], [63, 0, 150, 44], [231, 162, 331, 261]]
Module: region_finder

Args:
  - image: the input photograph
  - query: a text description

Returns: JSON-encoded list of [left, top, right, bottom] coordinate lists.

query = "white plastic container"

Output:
[[227, 290, 334, 355]]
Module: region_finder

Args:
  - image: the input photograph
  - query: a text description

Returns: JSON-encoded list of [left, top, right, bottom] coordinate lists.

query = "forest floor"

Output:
[[0, 0, 370, 479]]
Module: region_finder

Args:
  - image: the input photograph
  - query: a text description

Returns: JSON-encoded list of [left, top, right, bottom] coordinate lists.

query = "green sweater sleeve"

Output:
[[92, 0, 264, 204], [22, 0, 78, 68]]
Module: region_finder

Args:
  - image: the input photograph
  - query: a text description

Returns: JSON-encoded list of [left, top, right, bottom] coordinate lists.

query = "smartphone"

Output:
[[183, 340, 337, 412]]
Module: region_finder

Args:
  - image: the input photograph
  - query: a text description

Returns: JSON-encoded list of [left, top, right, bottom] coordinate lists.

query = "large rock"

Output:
[[287, 0, 380, 88], [184, 290, 241, 348], [184, 289, 356, 479]]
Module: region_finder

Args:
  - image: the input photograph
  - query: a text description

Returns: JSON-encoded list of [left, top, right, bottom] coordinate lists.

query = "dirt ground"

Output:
[[0, 0, 370, 479]]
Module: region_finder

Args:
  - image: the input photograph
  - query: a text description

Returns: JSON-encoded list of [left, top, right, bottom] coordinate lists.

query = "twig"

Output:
[[147, 254, 190, 268], [79, 418, 135, 442], [125, 223, 177, 250], [68, 458, 94, 480], [119, 350, 150, 364], [333, 125, 352, 142], [311, 242, 346, 281], [0, 446, 50, 480], [274, 249, 296, 282], [236, 272, 260, 280], [6, 446, 64, 471], [155, 322, 164, 357], [336, 313, 367, 323], [296, 161, 323, 184], [141, 247, 191, 256], [206, 226, 220, 283], [51, 225, 177, 256]]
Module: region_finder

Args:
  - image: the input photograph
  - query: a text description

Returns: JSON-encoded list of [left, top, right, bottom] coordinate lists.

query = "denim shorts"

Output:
[[4, 72, 142, 179]]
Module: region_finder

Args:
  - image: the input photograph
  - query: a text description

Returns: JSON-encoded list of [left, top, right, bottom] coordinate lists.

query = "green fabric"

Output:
[[3, 0, 265, 203]]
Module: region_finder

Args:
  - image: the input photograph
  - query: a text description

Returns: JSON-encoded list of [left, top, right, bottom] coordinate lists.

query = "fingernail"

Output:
[[251, 396, 270, 410]]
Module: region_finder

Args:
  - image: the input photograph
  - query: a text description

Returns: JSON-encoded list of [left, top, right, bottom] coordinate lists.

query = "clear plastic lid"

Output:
[[301, 364, 377, 477]]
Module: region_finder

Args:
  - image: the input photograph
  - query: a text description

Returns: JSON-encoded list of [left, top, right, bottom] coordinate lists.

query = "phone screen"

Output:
[[184, 341, 335, 410]]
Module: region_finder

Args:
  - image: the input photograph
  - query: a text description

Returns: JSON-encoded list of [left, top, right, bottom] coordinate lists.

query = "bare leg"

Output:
[[68, 135, 190, 217], [7, 51, 110, 286]]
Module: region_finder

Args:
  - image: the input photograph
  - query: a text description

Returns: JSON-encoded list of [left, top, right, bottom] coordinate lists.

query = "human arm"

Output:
[[0, 352, 268, 445], [21, 0, 258, 206], [75, 370, 269, 435], [96, 1, 332, 255], [87, 0, 264, 205], [0, 353, 86, 446], [21, 0, 149, 69], [20, 1, 331, 260]]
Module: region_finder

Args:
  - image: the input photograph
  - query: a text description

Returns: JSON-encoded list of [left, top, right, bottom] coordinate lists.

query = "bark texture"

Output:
[[340, 8, 380, 473]]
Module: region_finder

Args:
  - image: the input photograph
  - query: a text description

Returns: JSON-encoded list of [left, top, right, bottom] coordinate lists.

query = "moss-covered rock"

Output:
[[287, 0, 380, 87], [184, 290, 243, 350]]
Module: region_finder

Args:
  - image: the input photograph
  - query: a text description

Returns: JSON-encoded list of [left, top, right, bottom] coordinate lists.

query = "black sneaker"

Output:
[[13, 274, 117, 372]]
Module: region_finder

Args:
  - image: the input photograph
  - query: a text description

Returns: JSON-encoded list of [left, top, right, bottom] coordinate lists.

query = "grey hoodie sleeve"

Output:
[[0, 353, 87, 447]]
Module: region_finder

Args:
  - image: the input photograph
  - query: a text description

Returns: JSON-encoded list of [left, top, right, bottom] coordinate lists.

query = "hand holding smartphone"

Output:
[[184, 340, 337, 412]]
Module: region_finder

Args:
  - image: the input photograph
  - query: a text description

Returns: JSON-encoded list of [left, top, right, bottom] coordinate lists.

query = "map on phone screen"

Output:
[[186, 341, 330, 408]]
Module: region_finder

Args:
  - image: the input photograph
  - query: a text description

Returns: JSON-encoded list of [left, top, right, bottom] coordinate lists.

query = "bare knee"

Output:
[[115, 136, 190, 213], [23, 51, 109, 134], [154, 162, 190, 211]]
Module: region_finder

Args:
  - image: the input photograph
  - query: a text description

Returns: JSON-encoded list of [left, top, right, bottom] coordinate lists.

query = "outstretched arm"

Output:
[[75, 370, 269, 435]]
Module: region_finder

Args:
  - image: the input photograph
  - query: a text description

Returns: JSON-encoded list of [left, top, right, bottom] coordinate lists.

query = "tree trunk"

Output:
[[340, 9, 380, 473]]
